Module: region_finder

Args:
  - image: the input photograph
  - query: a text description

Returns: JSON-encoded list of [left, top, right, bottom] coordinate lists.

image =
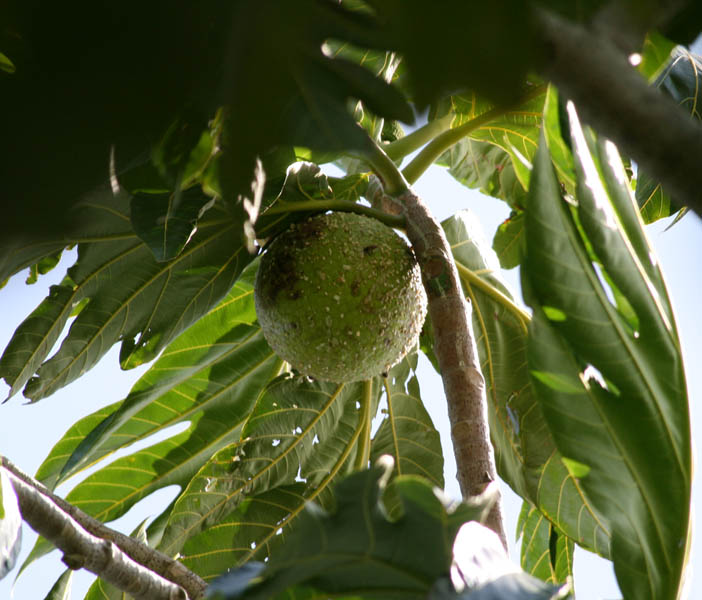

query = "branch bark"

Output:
[[368, 177, 507, 550], [1, 457, 207, 600], [533, 7, 702, 220]]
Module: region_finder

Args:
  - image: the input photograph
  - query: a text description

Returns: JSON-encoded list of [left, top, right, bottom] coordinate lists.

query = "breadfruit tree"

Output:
[[0, 1, 698, 599]]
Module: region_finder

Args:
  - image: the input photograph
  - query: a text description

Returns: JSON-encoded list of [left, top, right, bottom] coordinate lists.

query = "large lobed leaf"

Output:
[[156, 375, 381, 560], [523, 107, 691, 599], [21, 271, 280, 570], [0, 192, 252, 402]]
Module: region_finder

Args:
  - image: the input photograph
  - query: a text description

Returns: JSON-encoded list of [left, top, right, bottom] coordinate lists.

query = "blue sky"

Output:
[[1, 164, 700, 598]]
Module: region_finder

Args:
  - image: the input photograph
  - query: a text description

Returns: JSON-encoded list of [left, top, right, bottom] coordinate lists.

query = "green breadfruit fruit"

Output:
[[255, 211, 427, 382]]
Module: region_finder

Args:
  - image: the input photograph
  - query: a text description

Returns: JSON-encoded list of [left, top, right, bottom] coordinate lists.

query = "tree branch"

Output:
[[1, 457, 206, 600], [533, 7, 702, 220], [368, 176, 507, 550]]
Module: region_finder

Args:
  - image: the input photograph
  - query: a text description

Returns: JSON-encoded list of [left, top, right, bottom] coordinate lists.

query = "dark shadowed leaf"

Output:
[[130, 187, 215, 262], [217, 0, 412, 201], [363, 0, 535, 107]]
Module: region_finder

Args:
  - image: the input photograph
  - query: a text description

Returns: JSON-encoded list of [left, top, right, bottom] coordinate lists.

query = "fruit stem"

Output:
[[264, 200, 406, 229], [402, 84, 547, 185], [354, 380, 374, 470]]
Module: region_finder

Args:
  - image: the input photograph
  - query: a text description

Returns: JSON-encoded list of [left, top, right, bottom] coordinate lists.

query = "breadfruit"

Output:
[[254, 211, 427, 382]]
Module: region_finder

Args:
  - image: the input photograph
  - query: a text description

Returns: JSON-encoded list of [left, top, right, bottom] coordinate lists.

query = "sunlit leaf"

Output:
[[517, 502, 573, 585], [43, 569, 73, 600], [371, 354, 444, 488], [433, 87, 546, 190], [0, 193, 251, 402], [157, 376, 381, 558]]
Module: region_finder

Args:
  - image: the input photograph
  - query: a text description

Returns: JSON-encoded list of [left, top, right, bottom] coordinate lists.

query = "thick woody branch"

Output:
[[1, 457, 206, 600], [533, 7, 702, 220], [368, 177, 507, 549]]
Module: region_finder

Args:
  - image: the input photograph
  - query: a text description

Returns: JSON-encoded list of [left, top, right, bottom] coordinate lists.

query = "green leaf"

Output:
[[638, 32, 676, 81], [0, 52, 15, 74], [181, 366, 383, 583], [43, 569, 73, 600], [180, 483, 307, 583], [437, 139, 529, 209], [83, 521, 151, 600], [25, 250, 64, 285], [517, 502, 573, 585], [213, 463, 492, 600], [492, 211, 526, 269], [442, 210, 610, 557], [371, 354, 444, 488], [157, 376, 381, 558], [129, 187, 214, 262], [636, 47, 702, 220], [0, 193, 252, 402], [433, 88, 546, 191], [523, 115, 691, 599], [35, 266, 268, 488]]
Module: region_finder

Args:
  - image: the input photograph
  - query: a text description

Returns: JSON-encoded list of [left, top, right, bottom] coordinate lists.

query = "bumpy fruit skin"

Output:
[[255, 212, 427, 382]]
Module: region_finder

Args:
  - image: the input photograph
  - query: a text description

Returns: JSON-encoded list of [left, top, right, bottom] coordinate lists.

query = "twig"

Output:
[[1, 457, 207, 600], [3, 466, 187, 600], [368, 176, 507, 549]]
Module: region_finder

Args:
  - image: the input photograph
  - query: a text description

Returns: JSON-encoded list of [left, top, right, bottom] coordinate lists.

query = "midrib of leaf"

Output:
[[548, 200, 679, 571], [383, 378, 402, 477], [36, 221, 237, 396], [382, 377, 442, 482], [353, 380, 373, 470], [166, 383, 348, 551]]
